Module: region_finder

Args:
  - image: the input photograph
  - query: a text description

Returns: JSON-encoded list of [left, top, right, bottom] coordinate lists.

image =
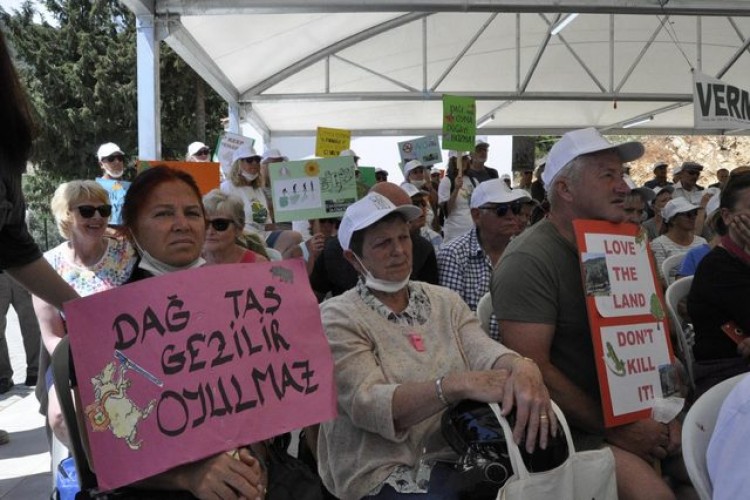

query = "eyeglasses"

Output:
[[102, 154, 124, 163], [208, 219, 234, 231], [76, 205, 112, 218], [678, 210, 699, 218], [480, 202, 524, 217], [241, 156, 260, 163], [196, 148, 210, 156]]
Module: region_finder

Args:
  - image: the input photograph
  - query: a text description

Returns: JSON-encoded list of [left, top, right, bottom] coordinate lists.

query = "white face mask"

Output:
[[352, 253, 410, 293], [103, 166, 123, 179], [410, 179, 426, 188], [131, 233, 205, 276], [242, 172, 259, 182]]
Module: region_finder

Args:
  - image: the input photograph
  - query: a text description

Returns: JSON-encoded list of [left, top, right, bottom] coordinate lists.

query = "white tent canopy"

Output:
[[121, 0, 750, 157]]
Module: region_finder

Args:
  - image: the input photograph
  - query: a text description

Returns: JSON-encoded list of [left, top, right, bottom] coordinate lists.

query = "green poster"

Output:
[[358, 166, 376, 189], [442, 95, 476, 151], [269, 157, 358, 223]]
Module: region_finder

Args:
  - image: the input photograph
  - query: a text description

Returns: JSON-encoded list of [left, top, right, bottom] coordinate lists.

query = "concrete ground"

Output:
[[0, 308, 52, 499]]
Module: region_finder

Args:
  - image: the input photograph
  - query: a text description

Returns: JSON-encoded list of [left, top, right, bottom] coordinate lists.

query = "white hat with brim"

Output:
[[470, 179, 532, 209], [187, 141, 208, 157], [261, 148, 288, 164], [542, 127, 644, 187], [403, 159, 425, 178], [339, 149, 360, 161], [662, 197, 698, 223], [97, 142, 124, 160], [232, 144, 260, 164], [400, 182, 429, 198], [338, 193, 422, 250]]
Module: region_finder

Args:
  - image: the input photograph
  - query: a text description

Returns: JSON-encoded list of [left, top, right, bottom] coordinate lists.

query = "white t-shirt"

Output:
[[438, 176, 476, 242], [220, 180, 271, 234]]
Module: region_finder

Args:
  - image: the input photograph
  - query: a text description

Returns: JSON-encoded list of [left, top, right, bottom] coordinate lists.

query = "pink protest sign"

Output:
[[64, 260, 336, 491]]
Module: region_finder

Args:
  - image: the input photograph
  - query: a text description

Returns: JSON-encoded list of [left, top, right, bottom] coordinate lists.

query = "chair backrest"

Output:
[[664, 276, 695, 389], [682, 373, 746, 500], [476, 291, 493, 335], [661, 252, 686, 286]]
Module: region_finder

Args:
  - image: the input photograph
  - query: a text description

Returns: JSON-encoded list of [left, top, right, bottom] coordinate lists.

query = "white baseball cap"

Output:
[[261, 148, 288, 164], [97, 142, 124, 160], [661, 197, 698, 223], [187, 141, 208, 157], [338, 193, 421, 250], [500, 173, 511, 181], [403, 159, 425, 177], [232, 144, 260, 164], [400, 182, 428, 198], [470, 179, 531, 209], [542, 128, 644, 187], [339, 149, 360, 161]]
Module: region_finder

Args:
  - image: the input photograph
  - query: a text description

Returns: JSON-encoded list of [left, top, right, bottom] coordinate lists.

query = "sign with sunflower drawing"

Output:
[[268, 156, 358, 223]]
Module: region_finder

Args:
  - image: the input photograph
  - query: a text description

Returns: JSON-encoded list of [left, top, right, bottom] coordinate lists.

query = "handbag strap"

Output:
[[488, 401, 575, 480], [52, 336, 98, 491]]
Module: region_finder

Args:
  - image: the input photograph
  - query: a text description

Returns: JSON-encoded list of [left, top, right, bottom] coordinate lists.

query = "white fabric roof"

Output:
[[122, 1, 750, 136]]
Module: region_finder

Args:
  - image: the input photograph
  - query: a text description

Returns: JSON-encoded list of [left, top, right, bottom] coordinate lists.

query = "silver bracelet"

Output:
[[435, 376, 450, 407]]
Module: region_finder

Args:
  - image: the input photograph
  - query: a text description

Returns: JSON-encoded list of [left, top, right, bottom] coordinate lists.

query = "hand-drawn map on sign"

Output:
[[398, 135, 442, 166], [442, 94, 476, 152], [574, 220, 676, 427], [64, 260, 337, 491], [269, 157, 358, 223]]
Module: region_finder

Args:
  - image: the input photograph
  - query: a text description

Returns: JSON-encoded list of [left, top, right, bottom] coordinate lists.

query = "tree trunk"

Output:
[[195, 77, 206, 141]]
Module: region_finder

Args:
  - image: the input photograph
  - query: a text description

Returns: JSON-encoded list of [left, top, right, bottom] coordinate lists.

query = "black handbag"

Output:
[[265, 433, 325, 500]]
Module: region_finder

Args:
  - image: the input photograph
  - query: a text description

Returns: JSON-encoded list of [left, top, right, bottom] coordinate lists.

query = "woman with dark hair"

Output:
[[67, 166, 267, 498], [688, 171, 750, 397], [0, 29, 79, 446], [437, 153, 474, 242]]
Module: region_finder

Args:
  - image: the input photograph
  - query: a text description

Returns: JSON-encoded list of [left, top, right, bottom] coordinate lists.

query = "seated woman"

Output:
[[202, 189, 268, 265], [65, 167, 266, 499], [688, 171, 750, 398], [220, 144, 303, 259], [650, 197, 707, 287], [318, 192, 554, 500], [34, 180, 137, 448]]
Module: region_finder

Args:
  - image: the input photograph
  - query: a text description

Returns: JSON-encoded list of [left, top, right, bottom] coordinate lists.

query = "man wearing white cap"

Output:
[[95, 142, 130, 226], [186, 141, 210, 162], [493, 128, 692, 499], [438, 179, 531, 340]]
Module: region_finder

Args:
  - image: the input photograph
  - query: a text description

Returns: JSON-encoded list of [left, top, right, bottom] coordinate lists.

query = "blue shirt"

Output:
[[678, 243, 711, 277]]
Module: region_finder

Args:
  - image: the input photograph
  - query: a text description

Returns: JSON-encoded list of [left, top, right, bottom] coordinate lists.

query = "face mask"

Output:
[[410, 179, 426, 188], [352, 253, 410, 293], [131, 232, 205, 277], [104, 166, 123, 179], [242, 172, 259, 182]]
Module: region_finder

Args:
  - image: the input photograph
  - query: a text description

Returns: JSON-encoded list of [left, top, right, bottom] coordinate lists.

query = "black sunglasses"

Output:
[[241, 156, 261, 163], [76, 204, 112, 218], [196, 148, 210, 156], [208, 219, 234, 231], [102, 154, 125, 163], [480, 202, 524, 217]]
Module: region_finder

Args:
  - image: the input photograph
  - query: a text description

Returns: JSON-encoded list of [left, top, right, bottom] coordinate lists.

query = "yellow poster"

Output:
[[315, 127, 351, 157]]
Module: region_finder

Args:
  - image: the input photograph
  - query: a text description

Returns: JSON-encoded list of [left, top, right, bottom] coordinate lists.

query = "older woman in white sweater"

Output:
[[318, 193, 554, 500]]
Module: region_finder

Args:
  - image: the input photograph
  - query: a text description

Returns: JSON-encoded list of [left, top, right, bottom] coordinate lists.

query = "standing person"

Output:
[[530, 163, 546, 202], [375, 168, 389, 183], [468, 139, 499, 183], [493, 128, 693, 500], [709, 168, 730, 190], [643, 162, 672, 189], [95, 142, 130, 226], [186, 141, 211, 162], [672, 161, 706, 204], [517, 168, 533, 190], [438, 152, 475, 243], [0, 271, 41, 392], [259, 147, 288, 224], [403, 160, 436, 230], [0, 28, 79, 446], [437, 180, 531, 340]]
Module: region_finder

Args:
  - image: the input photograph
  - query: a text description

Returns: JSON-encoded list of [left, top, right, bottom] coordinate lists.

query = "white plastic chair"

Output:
[[661, 253, 686, 287], [664, 276, 695, 389], [682, 374, 746, 500], [476, 291, 493, 335]]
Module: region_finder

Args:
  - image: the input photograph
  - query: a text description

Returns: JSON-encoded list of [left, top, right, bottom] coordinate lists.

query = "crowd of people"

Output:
[[4, 23, 750, 500]]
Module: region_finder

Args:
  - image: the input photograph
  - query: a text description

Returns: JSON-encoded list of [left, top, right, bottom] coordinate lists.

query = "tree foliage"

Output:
[[2, 0, 226, 248]]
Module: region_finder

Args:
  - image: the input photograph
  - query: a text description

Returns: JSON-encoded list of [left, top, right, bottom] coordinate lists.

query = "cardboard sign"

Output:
[[315, 127, 351, 157], [398, 135, 443, 166], [216, 132, 255, 178], [64, 260, 337, 491], [138, 160, 220, 196], [442, 95, 476, 151], [95, 178, 130, 226], [574, 220, 676, 427], [693, 72, 750, 130], [268, 157, 357, 223]]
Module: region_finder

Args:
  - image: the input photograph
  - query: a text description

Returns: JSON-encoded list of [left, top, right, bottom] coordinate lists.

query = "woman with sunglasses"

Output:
[[649, 197, 707, 287], [221, 144, 304, 259], [187, 141, 211, 162], [34, 181, 137, 438], [202, 189, 268, 265], [689, 171, 750, 398]]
